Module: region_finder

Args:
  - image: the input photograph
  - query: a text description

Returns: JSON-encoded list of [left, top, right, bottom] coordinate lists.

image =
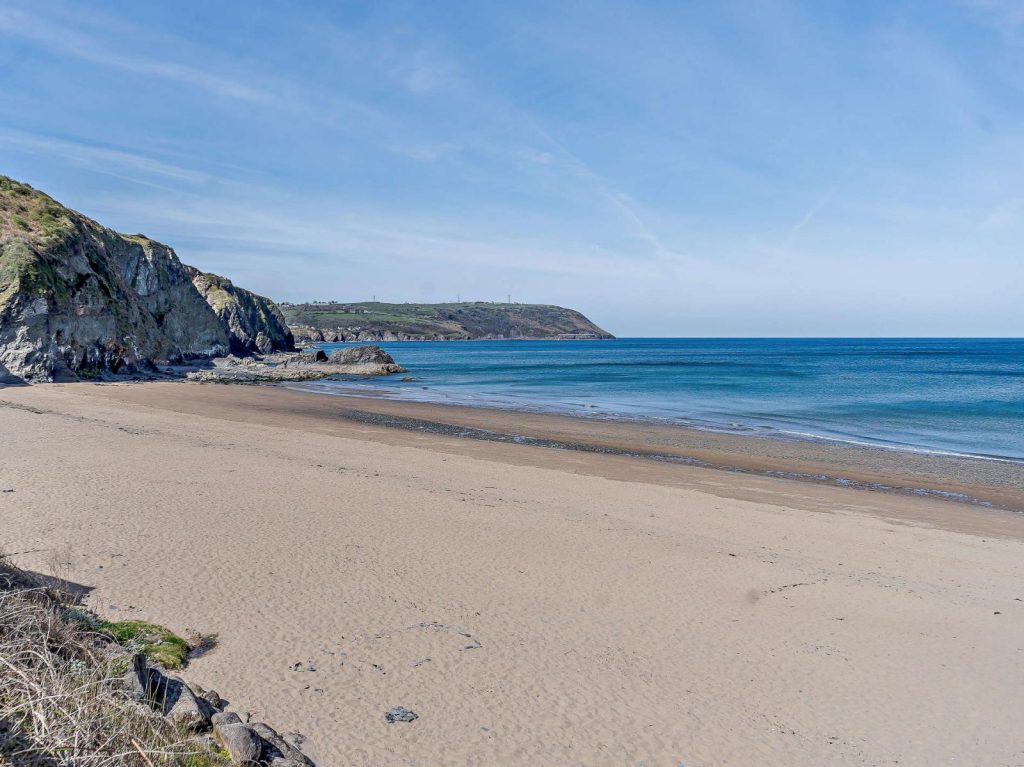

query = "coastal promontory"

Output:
[[0, 176, 293, 382], [281, 301, 614, 343]]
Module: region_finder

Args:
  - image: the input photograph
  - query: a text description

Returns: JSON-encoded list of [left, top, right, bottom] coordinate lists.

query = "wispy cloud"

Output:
[[0, 129, 213, 186], [84, 189, 656, 289], [0, 7, 275, 104], [524, 122, 701, 280], [785, 187, 837, 247]]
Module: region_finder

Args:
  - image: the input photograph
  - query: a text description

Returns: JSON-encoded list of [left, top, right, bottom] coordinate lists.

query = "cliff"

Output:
[[186, 267, 294, 355], [282, 301, 614, 343], [0, 176, 291, 382]]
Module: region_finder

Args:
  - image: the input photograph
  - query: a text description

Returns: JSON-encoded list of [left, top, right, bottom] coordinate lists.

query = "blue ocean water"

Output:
[[307, 338, 1024, 461]]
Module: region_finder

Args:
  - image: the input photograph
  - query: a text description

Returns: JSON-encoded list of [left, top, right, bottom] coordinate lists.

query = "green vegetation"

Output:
[[65, 609, 193, 670], [1, 554, 231, 765], [0, 240, 62, 301], [0, 175, 73, 243], [94, 619, 192, 669], [282, 301, 613, 340], [0, 176, 79, 307]]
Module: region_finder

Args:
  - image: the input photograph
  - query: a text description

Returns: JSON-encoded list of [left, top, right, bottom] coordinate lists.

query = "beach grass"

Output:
[[0, 553, 229, 765]]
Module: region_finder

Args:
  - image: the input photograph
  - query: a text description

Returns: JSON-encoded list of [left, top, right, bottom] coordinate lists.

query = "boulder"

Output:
[[215, 721, 263, 765], [302, 349, 328, 363], [212, 711, 242, 727], [327, 345, 394, 366], [251, 722, 314, 766], [162, 677, 214, 731], [190, 683, 225, 711], [121, 652, 155, 702]]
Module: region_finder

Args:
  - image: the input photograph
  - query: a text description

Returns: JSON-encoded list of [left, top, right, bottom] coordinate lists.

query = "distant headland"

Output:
[[281, 301, 614, 343]]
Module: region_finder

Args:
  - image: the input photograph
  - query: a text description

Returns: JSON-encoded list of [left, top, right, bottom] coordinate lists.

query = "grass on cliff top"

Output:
[[0, 552, 231, 766], [0, 175, 79, 305], [0, 175, 75, 243]]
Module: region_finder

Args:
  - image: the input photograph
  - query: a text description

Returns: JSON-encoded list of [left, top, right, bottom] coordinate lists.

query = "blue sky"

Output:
[[1, 0, 1022, 336]]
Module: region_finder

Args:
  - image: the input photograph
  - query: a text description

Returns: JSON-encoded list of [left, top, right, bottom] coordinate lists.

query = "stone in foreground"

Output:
[[385, 706, 419, 723], [215, 720, 263, 765]]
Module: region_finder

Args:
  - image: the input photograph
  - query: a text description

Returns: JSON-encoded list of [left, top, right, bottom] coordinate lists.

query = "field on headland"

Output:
[[2, 382, 1022, 766]]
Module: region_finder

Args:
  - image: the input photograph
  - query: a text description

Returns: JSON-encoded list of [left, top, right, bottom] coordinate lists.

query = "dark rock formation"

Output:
[[0, 178, 227, 381], [187, 346, 406, 382], [298, 349, 327, 363], [187, 267, 294, 355], [0, 176, 293, 382], [327, 345, 395, 366]]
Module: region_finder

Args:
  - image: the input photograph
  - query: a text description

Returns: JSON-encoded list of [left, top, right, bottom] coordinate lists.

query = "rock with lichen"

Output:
[[187, 267, 294, 355], [0, 175, 293, 382]]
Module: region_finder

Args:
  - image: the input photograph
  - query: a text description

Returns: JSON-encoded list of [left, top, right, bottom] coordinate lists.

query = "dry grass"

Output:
[[0, 554, 229, 766]]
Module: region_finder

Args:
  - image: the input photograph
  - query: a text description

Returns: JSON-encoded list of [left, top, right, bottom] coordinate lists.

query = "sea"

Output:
[[300, 338, 1024, 462]]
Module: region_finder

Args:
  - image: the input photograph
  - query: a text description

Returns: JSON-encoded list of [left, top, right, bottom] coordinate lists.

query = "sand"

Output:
[[1, 382, 1022, 766]]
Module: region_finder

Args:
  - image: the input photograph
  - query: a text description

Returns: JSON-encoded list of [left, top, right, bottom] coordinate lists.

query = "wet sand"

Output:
[[2, 381, 1022, 765]]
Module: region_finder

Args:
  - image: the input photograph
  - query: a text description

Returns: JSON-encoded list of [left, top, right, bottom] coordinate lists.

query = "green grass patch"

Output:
[[94, 619, 191, 670]]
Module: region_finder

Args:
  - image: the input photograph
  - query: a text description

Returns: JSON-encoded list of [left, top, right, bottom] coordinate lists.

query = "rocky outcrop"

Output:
[[186, 346, 406, 383], [187, 267, 294, 355], [0, 176, 293, 382], [282, 301, 614, 343], [0, 178, 227, 381], [126, 653, 315, 765], [327, 345, 397, 366]]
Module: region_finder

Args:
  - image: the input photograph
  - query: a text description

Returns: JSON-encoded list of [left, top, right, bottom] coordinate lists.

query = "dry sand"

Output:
[[1, 382, 1022, 766]]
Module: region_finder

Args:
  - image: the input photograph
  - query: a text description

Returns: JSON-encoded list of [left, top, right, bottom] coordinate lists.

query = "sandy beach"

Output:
[[2, 381, 1022, 766]]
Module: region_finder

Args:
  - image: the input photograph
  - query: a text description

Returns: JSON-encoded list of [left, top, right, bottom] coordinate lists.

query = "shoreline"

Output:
[[201, 380, 1024, 516], [285, 386, 1019, 511], [290, 378, 1024, 466], [10, 378, 1022, 518], [2, 381, 1023, 765]]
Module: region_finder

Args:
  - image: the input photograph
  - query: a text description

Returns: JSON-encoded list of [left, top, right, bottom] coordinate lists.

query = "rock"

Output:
[[186, 267, 294, 355], [300, 349, 328, 363], [198, 688, 225, 710], [0, 179, 228, 381], [385, 706, 418, 723], [212, 711, 242, 727], [251, 722, 314, 766], [121, 652, 155, 702], [327, 345, 391, 366], [128, 660, 212, 731], [162, 677, 214, 731], [187, 346, 406, 382], [0, 175, 294, 381], [215, 721, 263, 765]]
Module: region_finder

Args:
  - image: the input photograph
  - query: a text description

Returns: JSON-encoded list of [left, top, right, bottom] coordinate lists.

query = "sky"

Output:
[[0, 0, 1022, 336]]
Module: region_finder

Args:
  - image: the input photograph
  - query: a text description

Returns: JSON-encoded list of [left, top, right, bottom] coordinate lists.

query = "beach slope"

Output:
[[1, 383, 1021, 766]]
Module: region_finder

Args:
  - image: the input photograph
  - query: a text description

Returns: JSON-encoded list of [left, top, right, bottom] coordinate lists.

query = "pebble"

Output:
[[385, 707, 418, 723]]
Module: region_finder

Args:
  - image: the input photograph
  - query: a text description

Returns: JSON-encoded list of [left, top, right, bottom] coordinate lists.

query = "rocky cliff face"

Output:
[[187, 267, 294, 355], [0, 176, 290, 382]]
